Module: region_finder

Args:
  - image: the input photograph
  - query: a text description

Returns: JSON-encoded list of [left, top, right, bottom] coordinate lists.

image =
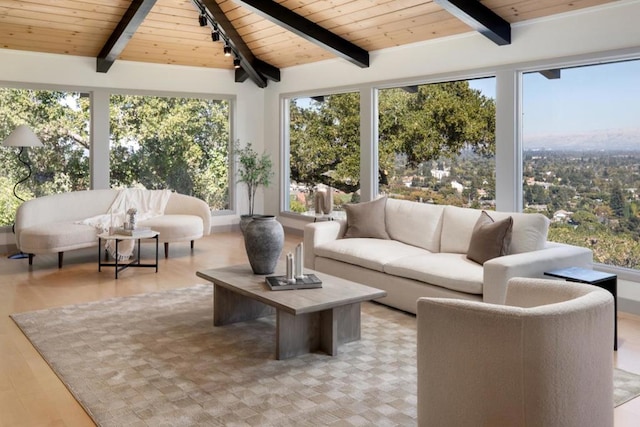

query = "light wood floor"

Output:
[[1, 231, 639, 426]]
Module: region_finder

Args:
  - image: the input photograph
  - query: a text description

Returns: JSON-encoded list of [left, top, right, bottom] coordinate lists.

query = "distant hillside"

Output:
[[524, 128, 640, 151]]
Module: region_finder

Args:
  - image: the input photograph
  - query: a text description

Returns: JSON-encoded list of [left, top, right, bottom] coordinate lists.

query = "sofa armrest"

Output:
[[303, 220, 346, 269], [165, 193, 212, 235], [482, 243, 593, 304]]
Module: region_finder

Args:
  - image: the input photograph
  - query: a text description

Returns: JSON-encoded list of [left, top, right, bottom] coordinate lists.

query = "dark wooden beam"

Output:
[[198, 0, 280, 88], [96, 0, 158, 73], [434, 0, 511, 46], [401, 86, 419, 94], [539, 69, 561, 80], [234, 0, 369, 68]]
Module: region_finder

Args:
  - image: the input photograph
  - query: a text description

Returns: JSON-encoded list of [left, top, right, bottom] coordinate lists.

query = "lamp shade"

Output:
[[2, 125, 43, 148]]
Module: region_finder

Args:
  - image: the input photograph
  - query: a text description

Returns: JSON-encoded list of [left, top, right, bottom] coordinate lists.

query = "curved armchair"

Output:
[[417, 277, 614, 427]]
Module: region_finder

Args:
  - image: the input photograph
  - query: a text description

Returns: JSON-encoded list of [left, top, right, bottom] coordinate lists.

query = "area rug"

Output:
[[10, 285, 640, 426]]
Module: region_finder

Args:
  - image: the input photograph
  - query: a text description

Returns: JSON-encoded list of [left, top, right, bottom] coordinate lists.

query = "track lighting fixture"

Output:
[[233, 57, 241, 69], [211, 30, 220, 42], [198, 13, 207, 27], [223, 44, 232, 57]]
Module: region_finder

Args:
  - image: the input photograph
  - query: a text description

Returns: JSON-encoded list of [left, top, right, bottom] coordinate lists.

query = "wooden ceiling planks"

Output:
[[0, 0, 619, 71]]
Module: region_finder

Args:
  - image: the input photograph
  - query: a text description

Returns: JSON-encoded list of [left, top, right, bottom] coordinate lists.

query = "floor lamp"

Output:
[[2, 124, 43, 259]]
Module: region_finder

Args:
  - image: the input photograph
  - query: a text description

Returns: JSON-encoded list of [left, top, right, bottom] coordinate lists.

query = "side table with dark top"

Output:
[[544, 267, 617, 350]]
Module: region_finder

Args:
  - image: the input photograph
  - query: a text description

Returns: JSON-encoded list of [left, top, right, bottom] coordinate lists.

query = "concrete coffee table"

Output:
[[196, 264, 387, 360]]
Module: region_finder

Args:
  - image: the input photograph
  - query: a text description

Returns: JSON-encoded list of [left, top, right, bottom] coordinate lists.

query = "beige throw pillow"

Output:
[[466, 211, 513, 265], [344, 197, 390, 239]]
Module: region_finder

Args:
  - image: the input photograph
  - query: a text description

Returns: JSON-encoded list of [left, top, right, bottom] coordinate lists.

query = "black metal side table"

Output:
[[98, 231, 159, 279], [544, 267, 617, 350]]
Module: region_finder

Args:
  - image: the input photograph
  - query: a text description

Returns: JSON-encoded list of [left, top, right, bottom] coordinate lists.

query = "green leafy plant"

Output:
[[235, 141, 273, 216]]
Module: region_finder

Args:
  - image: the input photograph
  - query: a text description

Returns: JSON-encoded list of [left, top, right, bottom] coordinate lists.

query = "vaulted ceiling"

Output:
[[0, 0, 617, 87]]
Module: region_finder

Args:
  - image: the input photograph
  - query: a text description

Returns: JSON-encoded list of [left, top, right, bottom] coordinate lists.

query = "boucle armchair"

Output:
[[417, 277, 614, 427]]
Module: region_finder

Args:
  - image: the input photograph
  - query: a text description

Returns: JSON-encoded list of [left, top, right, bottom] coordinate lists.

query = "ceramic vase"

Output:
[[243, 215, 284, 275], [239, 214, 255, 235]]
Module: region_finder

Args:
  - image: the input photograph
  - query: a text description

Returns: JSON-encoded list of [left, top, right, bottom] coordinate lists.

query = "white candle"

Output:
[[294, 242, 304, 279], [286, 252, 295, 283]]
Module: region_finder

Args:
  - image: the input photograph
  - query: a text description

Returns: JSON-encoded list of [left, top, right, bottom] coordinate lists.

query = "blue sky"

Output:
[[469, 59, 640, 135]]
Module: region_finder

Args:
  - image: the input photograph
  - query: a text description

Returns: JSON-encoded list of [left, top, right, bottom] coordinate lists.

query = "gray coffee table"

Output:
[[196, 264, 387, 360]]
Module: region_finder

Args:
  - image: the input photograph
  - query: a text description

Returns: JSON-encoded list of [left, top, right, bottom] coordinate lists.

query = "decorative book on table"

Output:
[[265, 274, 323, 291], [111, 226, 152, 237]]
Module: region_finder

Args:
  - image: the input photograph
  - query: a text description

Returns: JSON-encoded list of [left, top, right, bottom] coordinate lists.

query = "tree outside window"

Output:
[[109, 94, 231, 211], [288, 92, 360, 216], [0, 89, 89, 226], [378, 80, 496, 208]]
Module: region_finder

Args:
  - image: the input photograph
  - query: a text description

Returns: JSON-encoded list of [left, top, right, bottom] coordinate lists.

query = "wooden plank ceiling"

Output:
[[0, 0, 617, 83]]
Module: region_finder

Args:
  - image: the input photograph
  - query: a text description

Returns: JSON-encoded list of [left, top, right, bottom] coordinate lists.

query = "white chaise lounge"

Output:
[[14, 189, 211, 268]]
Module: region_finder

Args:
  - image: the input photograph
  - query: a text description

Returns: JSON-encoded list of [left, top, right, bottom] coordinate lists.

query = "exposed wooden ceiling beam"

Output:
[[198, 0, 280, 88], [96, 0, 158, 73], [234, 0, 369, 68], [540, 69, 562, 79], [434, 0, 511, 46]]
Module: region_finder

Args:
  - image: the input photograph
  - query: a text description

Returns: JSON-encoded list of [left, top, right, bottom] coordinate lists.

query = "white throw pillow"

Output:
[[385, 198, 444, 252], [489, 211, 550, 254], [440, 206, 482, 254]]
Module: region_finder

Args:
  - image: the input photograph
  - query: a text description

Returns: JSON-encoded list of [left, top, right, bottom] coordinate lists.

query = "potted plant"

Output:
[[235, 142, 282, 274], [235, 141, 274, 231]]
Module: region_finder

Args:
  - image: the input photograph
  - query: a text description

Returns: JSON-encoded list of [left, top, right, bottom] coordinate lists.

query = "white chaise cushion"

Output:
[[384, 253, 483, 294], [489, 211, 550, 254], [138, 214, 204, 242], [19, 222, 98, 253], [385, 198, 445, 252], [440, 206, 482, 254], [315, 238, 428, 272]]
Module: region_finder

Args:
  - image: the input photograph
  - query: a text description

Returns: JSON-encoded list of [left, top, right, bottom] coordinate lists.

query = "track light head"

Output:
[[223, 45, 232, 57], [211, 30, 220, 42], [233, 57, 241, 69], [198, 14, 207, 27]]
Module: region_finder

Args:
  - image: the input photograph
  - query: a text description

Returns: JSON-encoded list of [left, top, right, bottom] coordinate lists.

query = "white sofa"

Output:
[[15, 189, 211, 268], [304, 197, 593, 314]]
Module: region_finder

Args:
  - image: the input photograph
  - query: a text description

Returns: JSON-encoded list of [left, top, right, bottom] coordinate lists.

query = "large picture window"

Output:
[[0, 88, 90, 226], [378, 78, 496, 208], [522, 60, 640, 269], [286, 92, 360, 218], [109, 94, 231, 211]]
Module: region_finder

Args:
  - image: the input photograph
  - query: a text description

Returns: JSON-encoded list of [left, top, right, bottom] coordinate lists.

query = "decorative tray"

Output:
[[265, 274, 323, 291]]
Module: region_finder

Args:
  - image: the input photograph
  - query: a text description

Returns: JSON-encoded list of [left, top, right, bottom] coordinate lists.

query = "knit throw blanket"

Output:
[[80, 189, 171, 260]]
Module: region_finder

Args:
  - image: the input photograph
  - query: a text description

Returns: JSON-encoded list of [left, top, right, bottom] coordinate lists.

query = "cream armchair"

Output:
[[417, 277, 614, 427]]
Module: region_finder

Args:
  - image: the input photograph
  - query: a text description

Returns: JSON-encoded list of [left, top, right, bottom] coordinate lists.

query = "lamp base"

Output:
[[8, 252, 29, 260]]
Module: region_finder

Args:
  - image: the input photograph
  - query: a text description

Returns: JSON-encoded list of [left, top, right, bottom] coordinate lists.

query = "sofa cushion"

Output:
[[440, 206, 482, 254], [489, 211, 550, 254], [384, 253, 483, 294], [138, 215, 204, 242], [466, 211, 513, 265], [385, 198, 444, 252], [19, 222, 98, 252], [315, 238, 428, 272], [343, 197, 390, 239]]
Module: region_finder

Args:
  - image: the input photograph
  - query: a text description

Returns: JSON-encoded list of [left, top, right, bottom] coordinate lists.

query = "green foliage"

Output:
[[289, 93, 361, 194], [0, 176, 34, 225], [289, 82, 495, 195], [288, 196, 306, 213], [0, 89, 90, 226], [0, 89, 231, 228], [108, 94, 230, 210], [235, 141, 273, 215]]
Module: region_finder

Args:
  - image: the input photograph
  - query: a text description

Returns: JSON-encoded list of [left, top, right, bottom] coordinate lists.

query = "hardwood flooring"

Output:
[[0, 231, 639, 426]]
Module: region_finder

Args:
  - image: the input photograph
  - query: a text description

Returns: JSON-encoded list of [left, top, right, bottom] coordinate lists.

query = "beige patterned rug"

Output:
[[10, 285, 640, 426]]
